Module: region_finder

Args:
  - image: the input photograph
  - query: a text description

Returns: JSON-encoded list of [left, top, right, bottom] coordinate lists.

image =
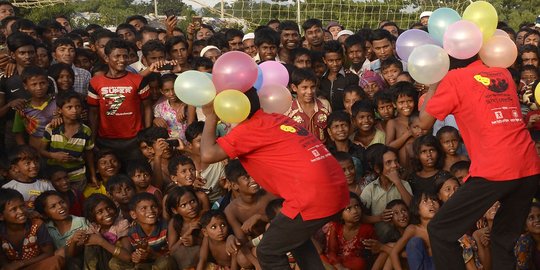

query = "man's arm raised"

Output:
[[200, 102, 229, 163]]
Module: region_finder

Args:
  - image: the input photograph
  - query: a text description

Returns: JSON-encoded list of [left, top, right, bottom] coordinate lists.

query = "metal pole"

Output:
[[297, 0, 301, 25], [154, 0, 158, 17], [221, 0, 224, 19]]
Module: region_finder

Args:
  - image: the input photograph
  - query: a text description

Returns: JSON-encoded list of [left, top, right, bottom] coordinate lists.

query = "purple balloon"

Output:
[[212, 51, 258, 93], [259, 61, 289, 88], [396, 29, 437, 62]]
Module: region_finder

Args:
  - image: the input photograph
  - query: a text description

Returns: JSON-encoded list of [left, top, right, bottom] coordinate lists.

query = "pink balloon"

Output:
[[396, 29, 437, 62], [443, 20, 483, 59], [212, 51, 258, 93], [479, 35, 518, 68], [493, 29, 510, 38], [259, 61, 290, 88], [258, 84, 293, 114]]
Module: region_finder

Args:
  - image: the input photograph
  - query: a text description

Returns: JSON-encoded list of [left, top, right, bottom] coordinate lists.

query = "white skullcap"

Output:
[[336, 30, 354, 40], [242, 32, 255, 42], [200, 46, 221, 57], [420, 11, 433, 19]]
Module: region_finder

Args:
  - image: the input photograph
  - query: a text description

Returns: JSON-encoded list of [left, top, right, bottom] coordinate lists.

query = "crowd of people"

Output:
[[0, 1, 539, 269]]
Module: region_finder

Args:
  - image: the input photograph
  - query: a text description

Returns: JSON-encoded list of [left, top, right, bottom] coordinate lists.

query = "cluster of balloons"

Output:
[[174, 51, 292, 123], [396, 1, 517, 85]]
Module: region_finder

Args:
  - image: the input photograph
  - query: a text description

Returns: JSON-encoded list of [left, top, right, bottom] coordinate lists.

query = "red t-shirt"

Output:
[[217, 110, 349, 220], [426, 60, 540, 181], [87, 72, 149, 139]]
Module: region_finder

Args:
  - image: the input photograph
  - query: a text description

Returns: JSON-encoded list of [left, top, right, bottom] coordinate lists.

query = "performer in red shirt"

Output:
[[419, 59, 540, 270], [201, 89, 349, 269]]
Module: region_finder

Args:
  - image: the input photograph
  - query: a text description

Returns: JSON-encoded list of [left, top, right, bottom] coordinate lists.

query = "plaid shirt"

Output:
[[72, 65, 91, 95]]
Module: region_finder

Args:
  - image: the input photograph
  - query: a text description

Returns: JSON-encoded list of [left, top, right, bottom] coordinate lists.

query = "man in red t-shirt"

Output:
[[419, 59, 540, 270], [87, 38, 152, 164], [201, 89, 349, 270]]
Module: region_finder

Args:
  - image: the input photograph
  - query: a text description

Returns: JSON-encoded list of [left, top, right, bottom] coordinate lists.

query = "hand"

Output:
[[49, 117, 64, 129], [51, 151, 74, 162], [147, 60, 176, 73], [8, 99, 26, 111], [80, 109, 88, 121], [384, 168, 401, 185], [225, 235, 241, 255], [153, 117, 168, 128], [180, 235, 195, 246], [380, 209, 393, 223], [202, 101, 216, 119], [69, 229, 89, 246], [187, 23, 195, 37], [241, 214, 261, 235], [84, 233, 104, 246], [176, 103, 186, 122], [4, 62, 15, 78], [363, 239, 382, 253], [480, 228, 490, 246], [193, 177, 207, 189], [165, 15, 178, 34], [89, 175, 100, 189], [131, 248, 149, 263], [153, 138, 169, 158], [0, 53, 12, 70]]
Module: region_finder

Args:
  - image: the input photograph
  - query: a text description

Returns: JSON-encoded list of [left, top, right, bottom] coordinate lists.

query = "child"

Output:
[[105, 174, 136, 221], [408, 135, 444, 197], [165, 186, 203, 269], [473, 202, 500, 270], [343, 85, 367, 116], [83, 149, 121, 198], [403, 112, 430, 167], [436, 126, 469, 171], [380, 57, 403, 87], [434, 172, 460, 204], [373, 90, 395, 132], [0, 188, 64, 269], [2, 145, 54, 209], [197, 210, 239, 270], [48, 63, 75, 93], [40, 91, 97, 192], [351, 100, 386, 148], [48, 166, 85, 216], [334, 151, 366, 197], [34, 190, 87, 262], [83, 194, 131, 270], [126, 160, 162, 202], [146, 127, 183, 191], [185, 121, 227, 203], [153, 74, 194, 142], [385, 82, 418, 162], [13, 66, 57, 151], [108, 193, 175, 270], [390, 193, 440, 270], [223, 160, 274, 269], [325, 111, 365, 164], [286, 68, 331, 142], [515, 203, 540, 269], [449, 160, 471, 184], [167, 154, 210, 211], [321, 192, 376, 270], [137, 128, 156, 163]]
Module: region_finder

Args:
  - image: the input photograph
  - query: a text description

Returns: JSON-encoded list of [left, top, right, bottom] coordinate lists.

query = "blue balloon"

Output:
[[428, 8, 461, 45], [253, 66, 264, 90]]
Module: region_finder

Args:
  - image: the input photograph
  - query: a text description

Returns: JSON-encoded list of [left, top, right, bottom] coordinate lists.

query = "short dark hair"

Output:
[[344, 34, 366, 51], [524, 29, 540, 41], [327, 110, 351, 127], [116, 23, 137, 35], [370, 145, 399, 174], [333, 151, 353, 163], [0, 188, 24, 214], [279, 20, 299, 32], [373, 89, 393, 106], [141, 39, 165, 57], [8, 145, 39, 165], [104, 38, 129, 56], [391, 81, 418, 105], [450, 160, 470, 175], [129, 192, 158, 211], [34, 190, 63, 216], [323, 40, 343, 55], [351, 100, 375, 118], [143, 127, 169, 146], [55, 90, 81, 108], [224, 159, 248, 183], [302, 18, 322, 31], [84, 193, 118, 224], [90, 29, 116, 45], [21, 65, 47, 83], [106, 174, 136, 194], [168, 155, 195, 176], [344, 85, 367, 100], [381, 57, 403, 72], [369, 29, 394, 43], [435, 126, 461, 142], [126, 15, 148, 25], [7, 32, 35, 52], [290, 47, 311, 62], [11, 19, 36, 34], [254, 27, 280, 47], [159, 73, 177, 88], [199, 209, 227, 229], [165, 36, 188, 54], [126, 159, 152, 177], [386, 199, 407, 210], [225, 28, 244, 42], [290, 68, 317, 86], [52, 37, 75, 52], [191, 56, 213, 70], [185, 121, 204, 143]]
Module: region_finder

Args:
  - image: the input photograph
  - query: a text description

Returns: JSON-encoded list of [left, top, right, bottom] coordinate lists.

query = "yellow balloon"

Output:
[[214, 90, 251, 123], [463, 1, 498, 42], [535, 83, 540, 107]]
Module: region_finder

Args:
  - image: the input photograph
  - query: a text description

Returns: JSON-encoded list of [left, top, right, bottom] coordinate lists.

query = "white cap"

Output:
[[336, 30, 354, 40], [420, 11, 433, 19], [536, 15, 540, 28], [200, 45, 221, 57], [242, 32, 255, 42]]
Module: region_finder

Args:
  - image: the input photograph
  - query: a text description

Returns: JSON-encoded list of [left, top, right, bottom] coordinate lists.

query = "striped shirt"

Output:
[[129, 218, 169, 258], [42, 123, 94, 182]]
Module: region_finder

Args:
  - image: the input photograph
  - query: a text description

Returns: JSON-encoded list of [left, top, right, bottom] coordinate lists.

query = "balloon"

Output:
[[443, 20, 483, 59], [213, 90, 251, 123], [494, 29, 510, 38], [396, 29, 437, 62], [479, 35, 518, 68], [428, 8, 461, 45], [212, 51, 258, 93], [407, 44, 450, 85], [259, 61, 289, 88], [463, 1, 498, 42], [535, 83, 540, 107], [174, 70, 216, 106], [258, 84, 293, 114], [253, 66, 264, 90]]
